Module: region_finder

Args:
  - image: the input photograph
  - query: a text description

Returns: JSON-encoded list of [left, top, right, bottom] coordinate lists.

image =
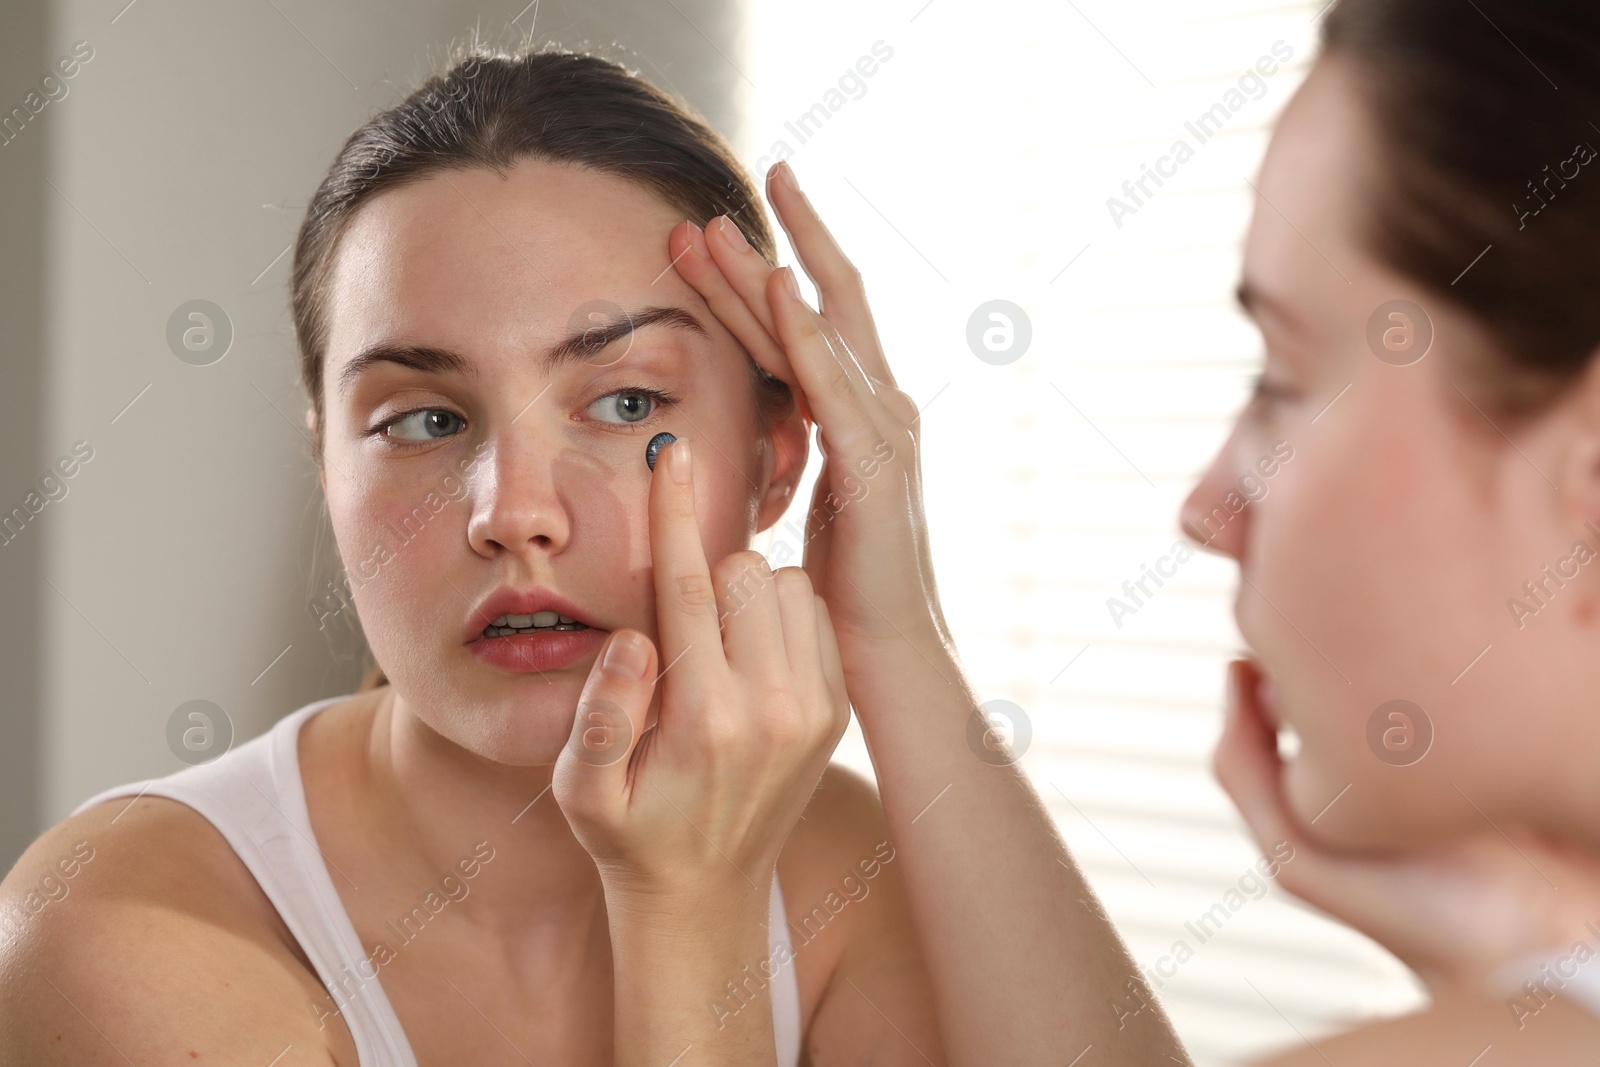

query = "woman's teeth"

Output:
[[483, 611, 590, 637]]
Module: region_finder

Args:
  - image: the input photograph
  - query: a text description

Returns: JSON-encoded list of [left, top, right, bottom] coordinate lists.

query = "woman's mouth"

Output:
[[463, 587, 609, 672], [481, 611, 592, 638], [469, 619, 606, 673]]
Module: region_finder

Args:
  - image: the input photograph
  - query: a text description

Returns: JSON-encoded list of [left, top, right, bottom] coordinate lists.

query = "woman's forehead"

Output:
[[323, 159, 710, 367], [1242, 56, 1377, 337]]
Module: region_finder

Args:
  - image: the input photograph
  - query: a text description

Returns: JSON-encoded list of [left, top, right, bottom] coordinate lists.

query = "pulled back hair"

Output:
[[291, 42, 793, 693], [1322, 0, 1600, 417]]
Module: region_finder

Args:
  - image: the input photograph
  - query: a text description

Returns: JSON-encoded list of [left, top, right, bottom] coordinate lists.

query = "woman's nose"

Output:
[[1179, 444, 1250, 562], [465, 435, 572, 558]]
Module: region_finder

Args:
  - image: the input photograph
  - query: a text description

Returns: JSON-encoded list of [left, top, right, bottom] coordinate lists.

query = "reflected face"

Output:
[[316, 158, 800, 763], [1180, 55, 1600, 849]]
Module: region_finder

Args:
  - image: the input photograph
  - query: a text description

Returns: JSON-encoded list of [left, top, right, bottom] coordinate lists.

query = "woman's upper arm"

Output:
[[0, 808, 342, 1066], [786, 764, 948, 1067], [1243, 992, 1600, 1067]]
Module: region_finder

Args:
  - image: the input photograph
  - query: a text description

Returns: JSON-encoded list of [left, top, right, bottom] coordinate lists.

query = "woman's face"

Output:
[[1181, 54, 1600, 851], [314, 158, 805, 764]]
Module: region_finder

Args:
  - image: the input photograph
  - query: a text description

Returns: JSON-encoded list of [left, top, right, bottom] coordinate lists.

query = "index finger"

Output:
[[764, 161, 895, 388], [648, 437, 726, 704], [669, 221, 812, 424]]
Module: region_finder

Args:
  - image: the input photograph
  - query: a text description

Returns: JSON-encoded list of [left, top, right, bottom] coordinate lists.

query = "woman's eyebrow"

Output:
[[336, 304, 708, 399], [550, 305, 708, 368]]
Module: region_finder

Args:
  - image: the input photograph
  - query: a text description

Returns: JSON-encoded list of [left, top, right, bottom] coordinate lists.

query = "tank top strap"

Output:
[[72, 695, 418, 1065], [769, 873, 802, 1065]]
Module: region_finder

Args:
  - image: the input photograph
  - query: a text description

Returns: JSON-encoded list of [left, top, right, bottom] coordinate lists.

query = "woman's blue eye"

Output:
[[586, 389, 669, 425], [384, 409, 465, 442]]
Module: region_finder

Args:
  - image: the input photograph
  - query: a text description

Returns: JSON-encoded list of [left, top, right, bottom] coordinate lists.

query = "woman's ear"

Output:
[[754, 406, 810, 532]]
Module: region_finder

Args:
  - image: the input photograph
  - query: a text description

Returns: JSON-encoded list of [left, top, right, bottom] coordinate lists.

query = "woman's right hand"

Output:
[[551, 435, 851, 907], [1215, 656, 1600, 1000]]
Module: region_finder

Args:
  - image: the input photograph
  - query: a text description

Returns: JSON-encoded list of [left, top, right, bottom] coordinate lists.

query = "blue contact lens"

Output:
[[645, 431, 676, 472]]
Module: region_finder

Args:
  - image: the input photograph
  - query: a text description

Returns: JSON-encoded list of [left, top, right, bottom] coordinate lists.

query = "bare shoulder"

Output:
[[0, 796, 347, 1065], [774, 761, 901, 1006], [778, 762, 943, 1063], [1246, 992, 1600, 1066], [777, 762, 901, 931]]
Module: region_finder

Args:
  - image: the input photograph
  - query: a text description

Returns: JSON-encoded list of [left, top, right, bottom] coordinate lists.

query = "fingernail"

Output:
[[714, 216, 750, 252], [774, 160, 799, 192], [685, 221, 710, 258], [669, 438, 692, 484], [602, 631, 649, 681], [780, 266, 801, 302]]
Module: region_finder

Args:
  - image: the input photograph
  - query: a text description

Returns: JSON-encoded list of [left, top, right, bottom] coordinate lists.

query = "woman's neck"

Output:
[[317, 686, 609, 947]]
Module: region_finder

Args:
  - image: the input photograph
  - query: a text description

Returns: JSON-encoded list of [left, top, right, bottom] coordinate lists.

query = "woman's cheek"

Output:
[[1242, 417, 1389, 846], [336, 486, 462, 628], [699, 469, 758, 565], [551, 444, 637, 556]]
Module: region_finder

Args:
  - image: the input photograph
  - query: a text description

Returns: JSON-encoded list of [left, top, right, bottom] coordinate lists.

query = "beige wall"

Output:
[[0, 0, 746, 870]]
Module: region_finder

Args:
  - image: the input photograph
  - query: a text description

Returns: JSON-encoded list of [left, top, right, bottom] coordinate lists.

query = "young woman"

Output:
[[0, 44, 1184, 1067], [1177, 0, 1600, 1061]]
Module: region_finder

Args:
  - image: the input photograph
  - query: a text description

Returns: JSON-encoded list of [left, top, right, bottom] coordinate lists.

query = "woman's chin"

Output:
[[1282, 752, 1443, 855], [475, 725, 575, 768], [430, 691, 585, 768]]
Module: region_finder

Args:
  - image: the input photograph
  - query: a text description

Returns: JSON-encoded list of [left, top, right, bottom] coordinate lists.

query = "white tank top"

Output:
[[71, 694, 804, 1066], [1498, 936, 1600, 1025]]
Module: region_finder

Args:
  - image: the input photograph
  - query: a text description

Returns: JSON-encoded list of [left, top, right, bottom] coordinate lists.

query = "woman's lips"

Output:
[[467, 627, 607, 673]]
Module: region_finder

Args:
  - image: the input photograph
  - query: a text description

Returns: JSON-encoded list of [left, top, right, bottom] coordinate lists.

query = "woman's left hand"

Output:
[[1216, 657, 1600, 1000], [669, 161, 949, 663]]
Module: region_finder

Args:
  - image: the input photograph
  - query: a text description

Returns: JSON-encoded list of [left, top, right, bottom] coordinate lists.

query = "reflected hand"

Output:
[[1215, 656, 1600, 999]]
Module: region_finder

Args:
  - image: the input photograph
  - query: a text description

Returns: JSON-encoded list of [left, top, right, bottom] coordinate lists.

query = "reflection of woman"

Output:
[[0, 46, 1186, 1065], [1180, 1, 1600, 1061]]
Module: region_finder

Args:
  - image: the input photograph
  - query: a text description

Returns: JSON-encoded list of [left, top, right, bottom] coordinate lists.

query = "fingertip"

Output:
[[647, 436, 691, 486], [601, 628, 653, 683], [1214, 660, 1254, 776], [668, 436, 693, 486], [709, 214, 752, 255], [667, 219, 693, 254], [768, 159, 800, 196], [1223, 658, 1243, 726], [683, 219, 710, 259], [781, 265, 802, 302]]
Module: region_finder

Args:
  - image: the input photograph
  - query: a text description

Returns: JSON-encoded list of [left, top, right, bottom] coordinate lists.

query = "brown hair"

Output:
[[291, 42, 794, 694], [1322, 0, 1600, 417]]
